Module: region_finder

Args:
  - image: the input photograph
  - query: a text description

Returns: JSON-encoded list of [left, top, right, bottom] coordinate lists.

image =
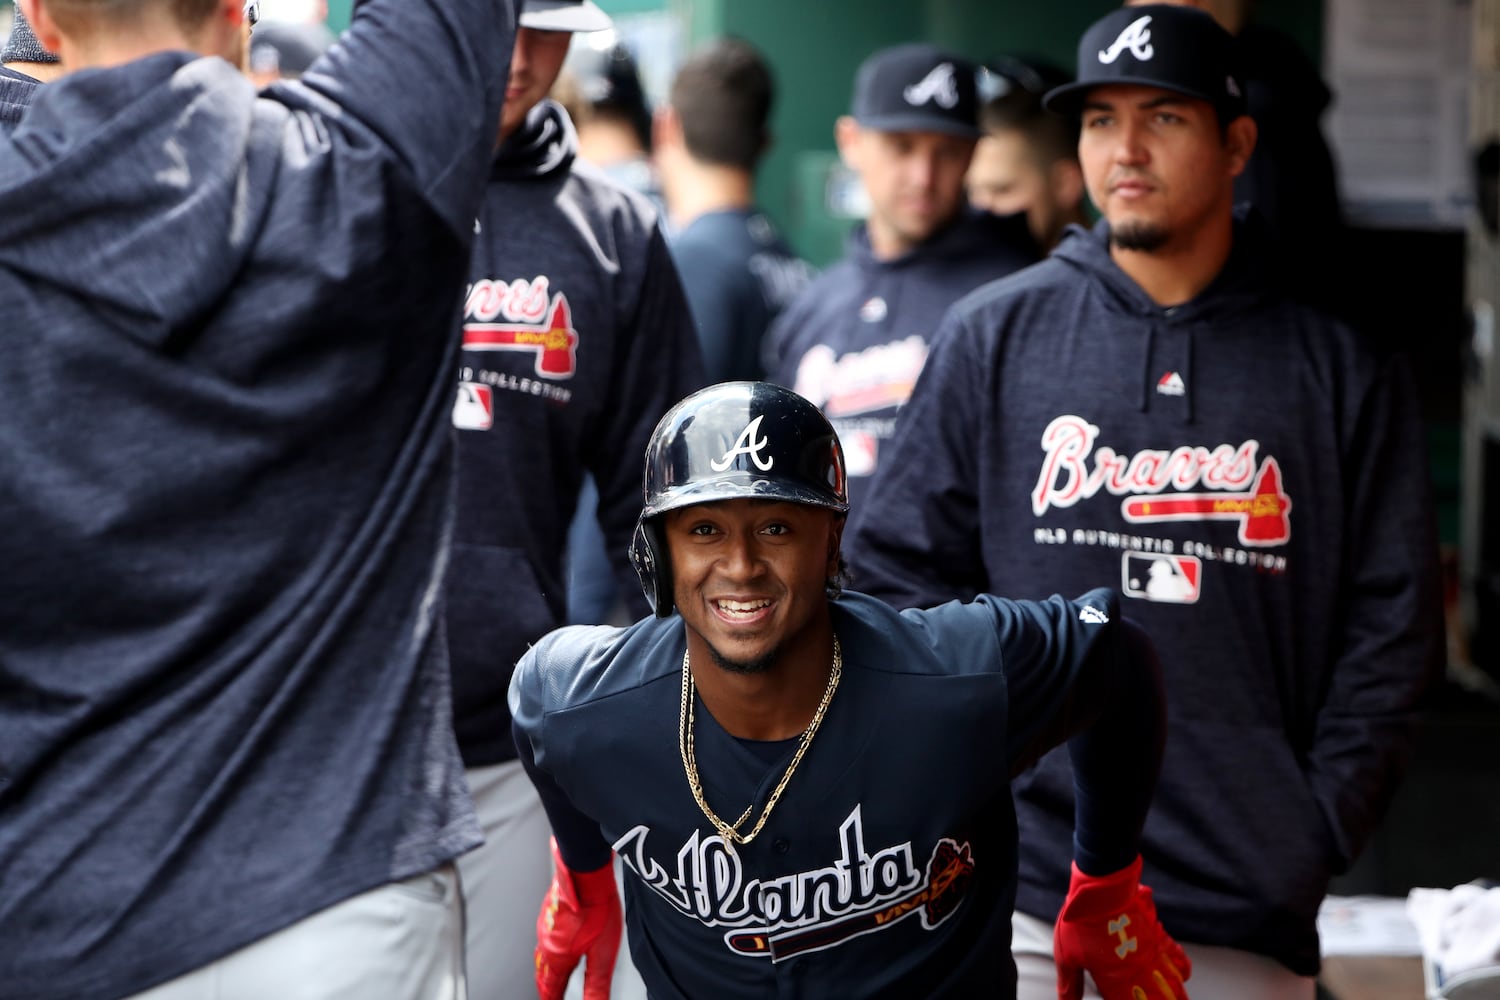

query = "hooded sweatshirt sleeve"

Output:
[[589, 225, 707, 615], [287, 0, 516, 239], [846, 304, 993, 609], [1307, 354, 1444, 869]]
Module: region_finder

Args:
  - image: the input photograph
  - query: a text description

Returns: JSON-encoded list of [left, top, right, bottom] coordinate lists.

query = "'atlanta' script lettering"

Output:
[[615, 806, 920, 931]]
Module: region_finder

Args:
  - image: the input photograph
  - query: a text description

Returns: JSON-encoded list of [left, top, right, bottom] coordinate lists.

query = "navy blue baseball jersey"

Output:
[[511, 588, 1130, 999]]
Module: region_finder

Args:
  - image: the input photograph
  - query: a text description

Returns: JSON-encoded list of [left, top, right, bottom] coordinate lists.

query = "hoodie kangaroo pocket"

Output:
[[1144, 718, 1336, 935]]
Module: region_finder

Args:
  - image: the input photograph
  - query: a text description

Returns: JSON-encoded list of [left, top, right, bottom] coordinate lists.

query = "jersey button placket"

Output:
[[776, 958, 807, 1000]]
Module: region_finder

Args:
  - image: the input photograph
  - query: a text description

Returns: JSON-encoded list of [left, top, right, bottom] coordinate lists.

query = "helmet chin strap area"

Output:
[[630, 515, 675, 618]]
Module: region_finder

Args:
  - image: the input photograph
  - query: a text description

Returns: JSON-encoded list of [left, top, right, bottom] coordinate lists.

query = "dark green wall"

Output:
[[327, 0, 353, 32], [658, 0, 1324, 265]]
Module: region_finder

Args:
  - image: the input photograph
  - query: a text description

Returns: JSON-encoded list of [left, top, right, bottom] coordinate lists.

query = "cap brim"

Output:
[[645, 476, 850, 519], [854, 113, 981, 140], [1042, 77, 1231, 116], [519, 0, 614, 32]]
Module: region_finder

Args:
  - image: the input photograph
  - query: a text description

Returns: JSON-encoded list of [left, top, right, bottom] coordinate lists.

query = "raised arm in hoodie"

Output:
[[0, 0, 517, 997], [290, 0, 517, 238]]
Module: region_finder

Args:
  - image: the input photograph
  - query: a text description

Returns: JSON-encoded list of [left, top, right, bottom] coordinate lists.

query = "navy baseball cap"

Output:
[[1043, 5, 1246, 123], [851, 44, 981, 139], [519, 0, 613, 33]]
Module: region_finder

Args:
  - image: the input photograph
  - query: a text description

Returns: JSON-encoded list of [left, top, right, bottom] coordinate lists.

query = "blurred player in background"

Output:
[[763, 43, 1037, 507], [445, 2, 703, 995], [968, 57, 1088, 252], [654, 36, 814, 383]]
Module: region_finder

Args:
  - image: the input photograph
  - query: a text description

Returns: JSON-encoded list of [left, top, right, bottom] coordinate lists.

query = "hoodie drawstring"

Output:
[[1139, 323, 1156, 413], [1184, 329, 1196, 424]]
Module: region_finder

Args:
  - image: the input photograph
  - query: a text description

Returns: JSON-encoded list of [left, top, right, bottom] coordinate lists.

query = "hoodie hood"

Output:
[[0, 53, 265, 341], [0, 65, 40, 131], [490, 97, 576, 182], [1049, 211, 1276, 421], [1050, 209, 1275, 323]]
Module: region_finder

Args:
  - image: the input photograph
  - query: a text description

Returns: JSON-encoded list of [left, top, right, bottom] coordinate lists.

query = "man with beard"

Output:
[[849, 6, 1444, 997]]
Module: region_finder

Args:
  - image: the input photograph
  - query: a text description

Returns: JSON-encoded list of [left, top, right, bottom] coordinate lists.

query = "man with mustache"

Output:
[[850, 6, 1444, 997]]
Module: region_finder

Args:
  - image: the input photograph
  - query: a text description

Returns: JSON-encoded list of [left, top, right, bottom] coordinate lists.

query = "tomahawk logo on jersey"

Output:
[[453, 275, 582, 424], [460, 275, 580, 379], [1031, 414, 1292, 605], [1032, 414, 1292, 547]]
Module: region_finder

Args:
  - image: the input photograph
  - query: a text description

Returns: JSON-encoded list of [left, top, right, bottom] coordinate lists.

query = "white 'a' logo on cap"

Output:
[[1099, 15, 1154, 64], [903, 62, 960, 108], [711, 415, 775, 472]]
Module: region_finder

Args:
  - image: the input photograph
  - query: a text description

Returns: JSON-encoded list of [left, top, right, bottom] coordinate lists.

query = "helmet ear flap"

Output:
[[630, 516, 673, 618]]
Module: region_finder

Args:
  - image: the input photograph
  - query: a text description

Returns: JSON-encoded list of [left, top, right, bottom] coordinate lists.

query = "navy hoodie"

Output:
[[447, 99, 704, 766], [763, 210, 1037, 506], [848, 218, 1445, 975], [0, 64, 39, 130], [0, 0, 513, 995]]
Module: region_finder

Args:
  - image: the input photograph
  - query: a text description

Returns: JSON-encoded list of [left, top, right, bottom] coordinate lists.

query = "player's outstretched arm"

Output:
[[513, 719, 621, 1000], [1053, 855, 1190, 1000], [1054, 619, 1188, 999], [535, 836, 621, 1000]]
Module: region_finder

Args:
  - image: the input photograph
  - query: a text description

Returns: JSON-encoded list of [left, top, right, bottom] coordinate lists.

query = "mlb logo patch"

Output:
[[1122, 552, 1201, 604], [453, 382, 494, 430], [1156, 371, 1185, 396]]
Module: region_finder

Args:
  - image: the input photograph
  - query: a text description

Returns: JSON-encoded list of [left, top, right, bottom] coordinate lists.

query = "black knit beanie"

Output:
[[3, 7, 62, 65]]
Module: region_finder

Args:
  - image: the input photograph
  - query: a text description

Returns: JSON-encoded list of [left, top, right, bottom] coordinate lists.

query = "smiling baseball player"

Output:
[[509, 381, 1191, 999]]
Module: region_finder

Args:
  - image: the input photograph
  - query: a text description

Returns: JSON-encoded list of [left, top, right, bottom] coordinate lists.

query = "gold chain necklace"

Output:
[[679, 635, 841, 847]]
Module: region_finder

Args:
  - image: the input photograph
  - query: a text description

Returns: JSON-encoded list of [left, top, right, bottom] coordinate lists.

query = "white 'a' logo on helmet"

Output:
[[1099, 15, 1154, 64], [711, 415, 775, 472], [903, 62, 960, 108]]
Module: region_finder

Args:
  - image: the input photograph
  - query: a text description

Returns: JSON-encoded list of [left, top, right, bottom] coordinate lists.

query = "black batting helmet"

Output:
[[630, 382, 848, 617]]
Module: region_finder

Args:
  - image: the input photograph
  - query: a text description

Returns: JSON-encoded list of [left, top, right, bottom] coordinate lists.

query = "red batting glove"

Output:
[[1053, 855, 1191, 1000], [534, 838, 622, 1000]]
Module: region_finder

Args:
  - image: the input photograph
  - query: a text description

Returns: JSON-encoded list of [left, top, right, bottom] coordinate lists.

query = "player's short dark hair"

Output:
[[827, 554, 850, 602], [978, 86, 1080, 171], [668, 36, 774, 172]]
